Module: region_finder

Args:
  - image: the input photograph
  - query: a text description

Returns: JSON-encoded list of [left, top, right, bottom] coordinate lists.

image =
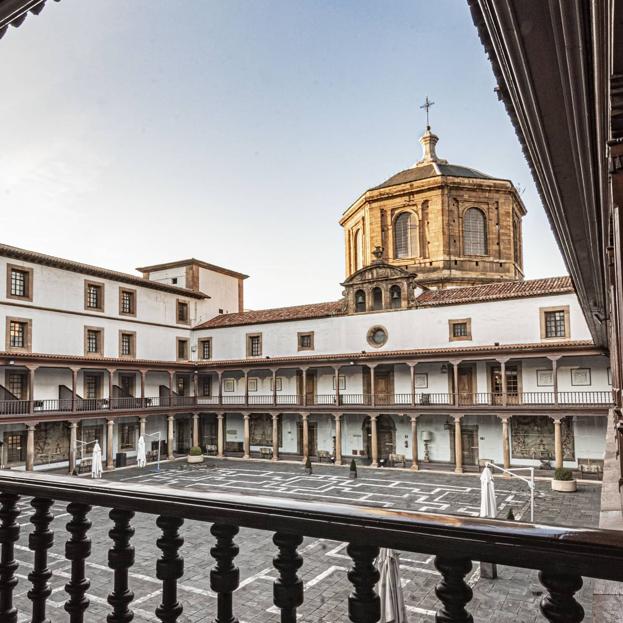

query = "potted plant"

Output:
[[349, 458, 357, 479], [187, 446, 204, 464], [551, 467, 576, 492], [304, 456, 312, 475]]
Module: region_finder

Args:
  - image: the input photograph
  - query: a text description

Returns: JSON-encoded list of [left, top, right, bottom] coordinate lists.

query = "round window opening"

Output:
[[367, 325, 388, 348]]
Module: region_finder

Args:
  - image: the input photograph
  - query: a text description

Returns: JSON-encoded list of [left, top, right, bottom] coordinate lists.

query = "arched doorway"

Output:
[[363, 415, 396, 462]]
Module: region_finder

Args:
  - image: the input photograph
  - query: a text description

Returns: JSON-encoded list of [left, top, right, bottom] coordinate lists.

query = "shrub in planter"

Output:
[[304, 456, 312, 474], [349, 458, 357, 479], [552, 467, 576, 492], [506, 508, 515, 521], [187, 446, 204, 464]]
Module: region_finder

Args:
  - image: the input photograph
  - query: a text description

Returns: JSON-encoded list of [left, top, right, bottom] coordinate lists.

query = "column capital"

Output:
[[140, 369, 147, 377], [452, 414, 463, 423], [271, 412, 279, 420], [70, 367, 81, 374], [107, 367, 116, 374], [139, 416, 147, 423], [547, 355, 562, 362], [409, 414, 419, 422], [369, 413, 378, 420], [27, 423, 37, 431], [367, 363, 378, 369], [333, 413, 342, 421], [407, 361, 418, 369], [167, 414, 175, 422], [448, 358, 462, 366], [496, 357, 510, 364], [107, 418, 115, 425], [69, 421, 78, 429], [192, 413, 199, 420], [243, 413, 250, 420], [217, 413, 224, 420], [25, 364, 39, 372], [497, 415, 511, 423], [551, 416, 563, 424], [300, 412, 309, 420]]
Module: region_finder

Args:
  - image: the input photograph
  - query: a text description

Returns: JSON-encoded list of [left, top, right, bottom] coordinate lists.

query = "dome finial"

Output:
[[419, 95, 434, 130], [415, 96, 447, 165]]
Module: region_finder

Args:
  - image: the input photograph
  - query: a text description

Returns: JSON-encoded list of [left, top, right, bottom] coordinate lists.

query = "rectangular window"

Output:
[[6, 372, 26, 399], [119, 288, 136, 316], [84, 327, 103, 356], [540, 306, 570, 340], [6, 317, 31, 352], [177, 300, 190, 324], [176, 375, 188, 395], [6, 264, 33, 301], [119, 332, 135, 358], [119, 423, 136, 450], [177, 338, 189, 360], [84, 281, 104, 311], [202, 378, 212, 397], [246, 333, 262, 357], [297, 332, 314, 351], [199, 338, 212, 360], [449, 318, 472, 341], [84, 375, 100, 400]]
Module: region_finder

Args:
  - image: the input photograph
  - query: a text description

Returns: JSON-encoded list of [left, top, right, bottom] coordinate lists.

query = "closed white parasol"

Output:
[[377, 548, 407, 623], [136, 435, 146, 468], [91, 440, 103, 479]]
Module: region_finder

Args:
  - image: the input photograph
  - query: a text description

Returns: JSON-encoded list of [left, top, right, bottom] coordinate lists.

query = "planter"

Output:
[[187, 454, 204, 464], [551, 478, 577, 492]]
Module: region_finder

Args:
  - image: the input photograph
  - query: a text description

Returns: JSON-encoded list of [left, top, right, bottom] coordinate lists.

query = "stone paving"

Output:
[[10, 459, 602, 622]]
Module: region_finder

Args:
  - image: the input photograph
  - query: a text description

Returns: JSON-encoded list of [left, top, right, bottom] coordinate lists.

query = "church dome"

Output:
[[372, 127, 493, 191]]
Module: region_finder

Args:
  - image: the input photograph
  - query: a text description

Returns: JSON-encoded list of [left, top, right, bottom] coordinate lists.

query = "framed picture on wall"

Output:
[[414, 373, 428, 389], [247, 378, 258, 392], [332, 375, 346, 390], [223, 378, 236, 392], [270, 377, 283, 392], [571, 368, 591, 386], [536, 369, 554, 387]]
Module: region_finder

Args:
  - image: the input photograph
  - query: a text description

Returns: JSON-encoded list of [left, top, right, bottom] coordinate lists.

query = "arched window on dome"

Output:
[[372, 287, 383, 311], [389, 285, 402, 309], [353, 229, 364, 271], [355, 289, 366, 313], [463, 208, 488, 256], [393, 212, 418, 259]]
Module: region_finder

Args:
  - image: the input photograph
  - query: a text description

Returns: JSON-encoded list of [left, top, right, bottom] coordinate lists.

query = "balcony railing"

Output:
[[0, 470, 621, 622], [0, 391, 613, 417]]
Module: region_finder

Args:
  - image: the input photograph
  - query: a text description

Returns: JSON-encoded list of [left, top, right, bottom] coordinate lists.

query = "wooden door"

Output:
[[3, 431, 25, 464], [120, 374, 135, 396], [458, 367, 474, 405], [297, 422, 317, 456], [462, 428, 479, 465], [176, 420, 190, 453], [375, 373, 393, 406], [305, 372, 316, 405]]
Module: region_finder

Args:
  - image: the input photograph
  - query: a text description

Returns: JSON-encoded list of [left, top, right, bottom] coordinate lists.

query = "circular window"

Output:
[[367, 325, 388, 348]]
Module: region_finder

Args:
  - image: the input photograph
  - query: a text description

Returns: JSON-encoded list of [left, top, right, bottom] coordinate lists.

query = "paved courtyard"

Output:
[[10, 459, 601, 622]]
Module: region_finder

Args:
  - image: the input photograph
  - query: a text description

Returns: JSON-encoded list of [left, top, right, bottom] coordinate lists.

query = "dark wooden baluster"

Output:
[[0, 492, 20, 623], [107, 509, 135, 623], [346, 542, 380, 623], [28, 497, 54, 623], [539, 571, 584, 623], [64, 502, 92, 623], [272, 532, 303, 623], [155, 515, 184, 623], [210, 523, 240, 623], [434, 556, 473, 623]]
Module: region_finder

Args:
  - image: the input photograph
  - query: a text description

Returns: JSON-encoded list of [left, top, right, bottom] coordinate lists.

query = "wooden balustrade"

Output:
[[0, 471, 621, 622]]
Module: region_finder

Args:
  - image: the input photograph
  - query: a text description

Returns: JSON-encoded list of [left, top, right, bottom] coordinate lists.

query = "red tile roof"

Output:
[[415, 276, 573, 307], [195, 300, 346, 329]]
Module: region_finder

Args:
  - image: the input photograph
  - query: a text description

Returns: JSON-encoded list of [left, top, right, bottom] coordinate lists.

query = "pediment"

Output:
[[341, 262, 413, 286]]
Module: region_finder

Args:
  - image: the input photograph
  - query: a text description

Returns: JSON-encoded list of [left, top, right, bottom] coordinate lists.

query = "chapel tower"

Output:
[[339, 124, 526, 312]]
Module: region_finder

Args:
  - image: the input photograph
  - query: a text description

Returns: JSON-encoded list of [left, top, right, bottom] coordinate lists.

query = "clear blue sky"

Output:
[[0, 0, 567, 309]]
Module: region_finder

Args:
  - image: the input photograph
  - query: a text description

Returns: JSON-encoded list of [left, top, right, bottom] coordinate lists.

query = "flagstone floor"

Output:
[[11, 459, 601, 622]]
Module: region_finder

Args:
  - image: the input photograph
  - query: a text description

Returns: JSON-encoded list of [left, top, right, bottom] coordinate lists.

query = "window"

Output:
[[298, 332, 314, 351], [393, 212, 418, 259], [120, 373, 135, 396], [6, 318, 31, 352], [84, 327, 103, 355], [177, 338, 189, 360], [177, 300, 190, 324], [372, 287, 383, 311], [246, 333, 262, 357], [176, 375, 189, 395], [119, 423, 136, 450], [84, 375, 101, 400], [202, 378, 212, 397], [199, 338, 212, 360], [389, 285, 402, 309], [449, 319, 472, 341], [119, 288, 136, 316], [84, 281, 104, 311], [7, 265, 32, 300], [119, 331, 136, 358], [540, 306, 570, 340], [355, 289, 366, 313], [463, 208, 488, 256], [366, 325, 388, 348], [171, 277, 178, 285], [6, 372, 26, 399]]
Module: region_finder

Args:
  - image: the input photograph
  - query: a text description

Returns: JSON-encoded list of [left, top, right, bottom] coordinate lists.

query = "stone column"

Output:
[[500, 416, 511, 472], [69, 421, 78, 475], [301, 413, 309, 463], [140, 370, 146, 406], [334, 413, 342, 465], [192, 372, 199, 405], [272, 370, 278, 405], [334, 367, 341, 406], [370, 365, 376, 407], [301, 368, 308, 407], [553, 417, 563, 469], [410, 415, 419, 470], [108, 369, 115, 409], [26, 423, 36, 471], [139, 417, 146, 438], [243, 414, 250, 459], [71, 368, 78, 412], [192, 413, 199, 447], [167, 415, 175, 460], [453, 415, 463, 474], [272, 413, 279, 461], [409, 363, 416, 406], [370, 415, 379, 467], [107, 419, 114, 469], [217, 413, 225, 457]]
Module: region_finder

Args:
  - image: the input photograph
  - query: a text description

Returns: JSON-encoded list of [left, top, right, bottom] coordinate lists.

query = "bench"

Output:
[[205, 445, 218, 456], [578, 458, 604, 479], [389, 453, 406, 468], [77, 458, 92, 474], [317, 450, 332, 462], [259, 447, 273, 459]]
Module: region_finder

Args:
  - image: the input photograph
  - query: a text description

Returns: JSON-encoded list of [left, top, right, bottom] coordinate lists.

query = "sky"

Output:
[[0, 0, 567, 309]]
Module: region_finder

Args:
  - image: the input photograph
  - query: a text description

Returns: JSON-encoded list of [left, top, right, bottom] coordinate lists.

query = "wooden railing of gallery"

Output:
[[0, 471, 621, 623]]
